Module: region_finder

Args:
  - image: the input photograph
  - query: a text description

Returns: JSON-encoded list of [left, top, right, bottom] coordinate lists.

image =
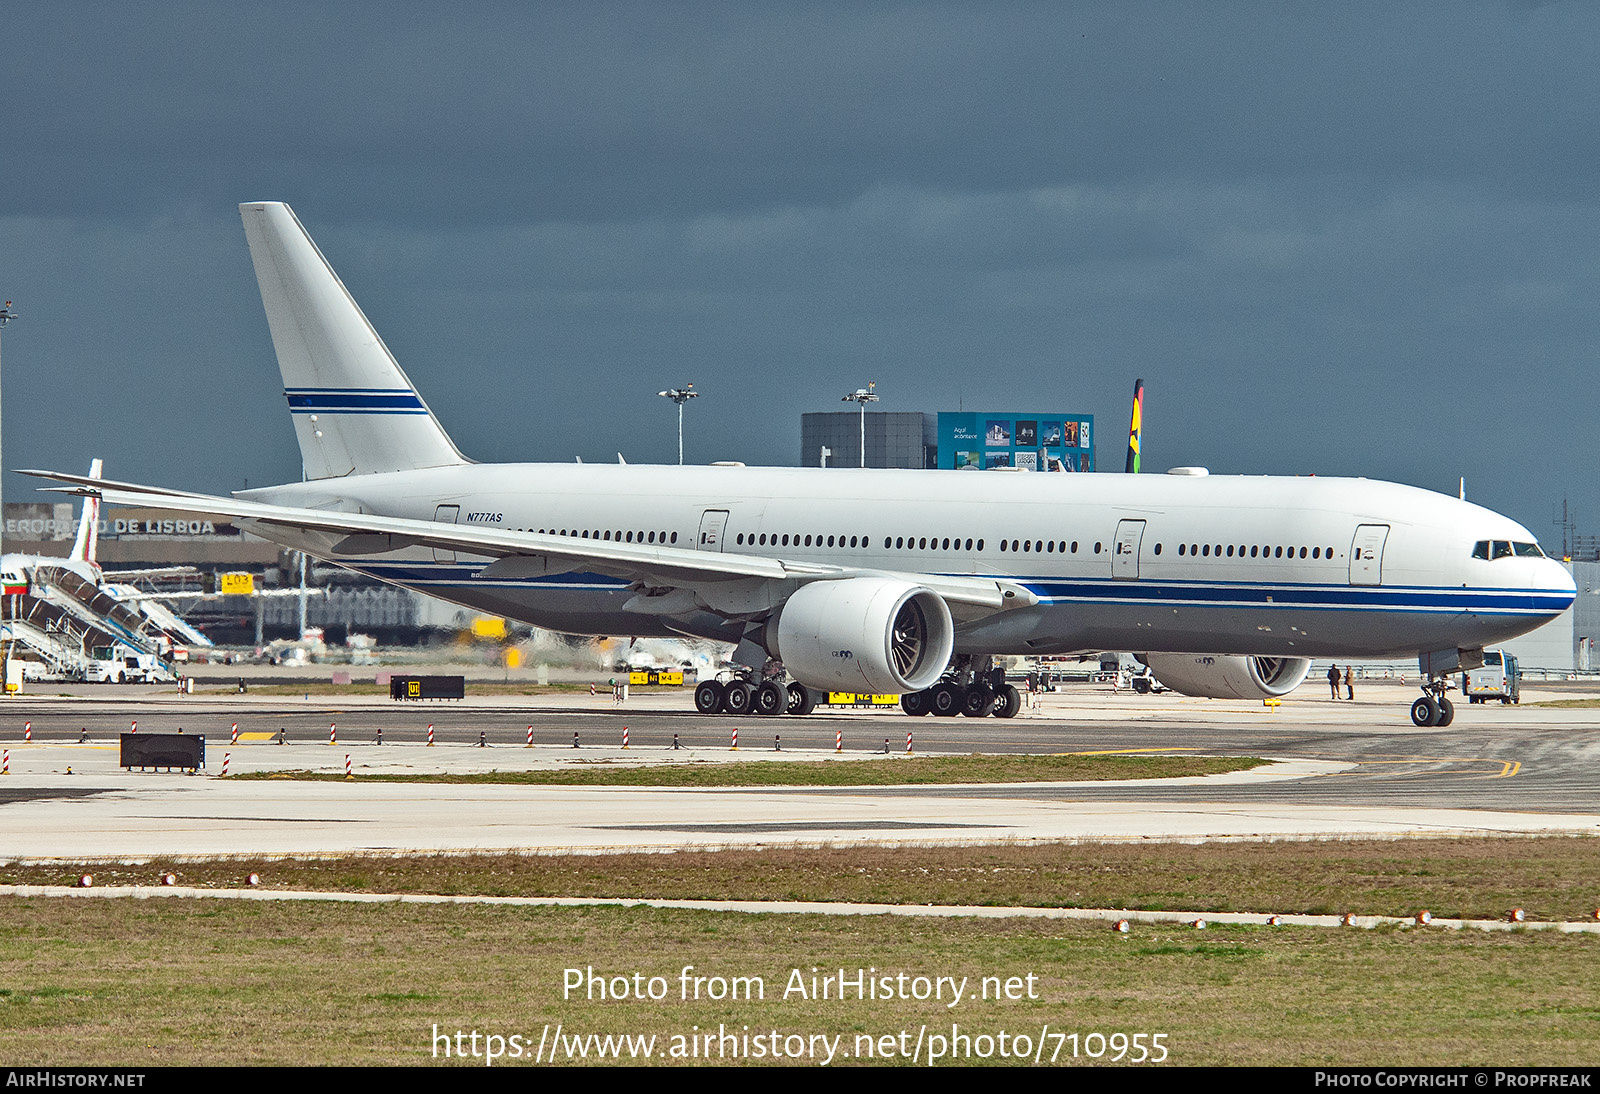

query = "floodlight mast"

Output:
[[0, 302, 15, 556], [657, 384, 698, 465], [841, 381, 879, 468]]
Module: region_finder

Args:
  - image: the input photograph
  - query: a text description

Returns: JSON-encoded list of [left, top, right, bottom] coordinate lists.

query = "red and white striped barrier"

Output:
[[328, 723, 337, 746], [221, 753, 230, 777], [835, 730, 842, 753], [730, 727, 739, 750], [621, 726, 629, 749], [589, 683, 596, 696], [2, 750, 9, 775], [230, 722, 239, 744], [526, 725, 533, 748], [906, 730, 913, 754], [345, 754, 353, 780], [130, 721, 137, 734], [427, 724, 435, 747], [23, 721, 31, 742]]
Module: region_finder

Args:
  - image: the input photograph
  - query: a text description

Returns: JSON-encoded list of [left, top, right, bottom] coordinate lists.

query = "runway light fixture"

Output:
[[657, 384, 698, 465], [841, 382, 879, 468]]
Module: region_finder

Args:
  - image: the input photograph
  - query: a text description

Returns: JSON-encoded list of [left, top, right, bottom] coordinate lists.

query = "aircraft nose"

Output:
[[1542, 559, 1577, 605]]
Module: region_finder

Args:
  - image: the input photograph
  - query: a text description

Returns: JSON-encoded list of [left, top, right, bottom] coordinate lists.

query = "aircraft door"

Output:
[[1113, 519, 1146, 579], [1349, 524, 1389, 586], [697, 510, 730, 552], [433, 504, 460, 563]]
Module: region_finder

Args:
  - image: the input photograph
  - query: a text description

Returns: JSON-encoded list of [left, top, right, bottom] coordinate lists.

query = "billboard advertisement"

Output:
[[937, 412, 1094, 472]]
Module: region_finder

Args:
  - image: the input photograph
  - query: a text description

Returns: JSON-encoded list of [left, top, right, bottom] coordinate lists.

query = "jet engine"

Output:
[[767, 578, 954, 695], [1141, 653, 1312, 700]]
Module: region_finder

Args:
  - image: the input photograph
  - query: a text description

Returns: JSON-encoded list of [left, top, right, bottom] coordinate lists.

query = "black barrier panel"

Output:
[[389, 675, 466, 701], [120, 734, 205, 771]]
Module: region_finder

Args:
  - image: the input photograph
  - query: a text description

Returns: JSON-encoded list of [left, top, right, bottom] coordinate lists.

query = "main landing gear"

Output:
[[1409, 677, 1456, 727], [899, 656, 1021, 720], [694, 674, 817, 716]]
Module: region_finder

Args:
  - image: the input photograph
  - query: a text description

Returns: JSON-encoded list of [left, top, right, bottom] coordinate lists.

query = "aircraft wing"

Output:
[[22, 470, 1037, 618]]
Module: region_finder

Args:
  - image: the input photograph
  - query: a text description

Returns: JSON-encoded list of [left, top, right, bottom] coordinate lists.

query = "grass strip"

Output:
[[230, 753, 1266, 787], [6, 837, 1597, 922], [0, 898, 1595, 1066]]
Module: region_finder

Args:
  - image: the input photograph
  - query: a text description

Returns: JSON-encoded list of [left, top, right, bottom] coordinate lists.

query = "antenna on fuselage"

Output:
[[1124, 378, 1144, 473]]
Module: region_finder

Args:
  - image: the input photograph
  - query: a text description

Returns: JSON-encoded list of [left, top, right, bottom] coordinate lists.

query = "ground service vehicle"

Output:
[[1462, 649, 1520, 704]]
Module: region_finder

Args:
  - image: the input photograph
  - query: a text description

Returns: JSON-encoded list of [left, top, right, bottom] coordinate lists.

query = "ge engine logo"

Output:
[[832, 650, 854, 660]]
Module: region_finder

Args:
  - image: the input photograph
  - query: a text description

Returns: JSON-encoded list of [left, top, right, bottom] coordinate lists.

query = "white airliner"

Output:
[[24, 202, 1576, 726]]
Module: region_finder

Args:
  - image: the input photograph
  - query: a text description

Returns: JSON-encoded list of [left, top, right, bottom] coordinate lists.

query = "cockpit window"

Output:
[[1473, 539, 1546, 560]]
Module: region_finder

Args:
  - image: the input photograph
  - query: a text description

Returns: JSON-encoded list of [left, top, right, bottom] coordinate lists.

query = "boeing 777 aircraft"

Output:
[[24, 203, 1577, 726]]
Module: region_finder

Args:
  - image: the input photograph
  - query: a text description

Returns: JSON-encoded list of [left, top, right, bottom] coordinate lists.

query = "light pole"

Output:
[[0, 302, 15, 556], [841, 382, 878, 468], [657, 384, 697, 465]]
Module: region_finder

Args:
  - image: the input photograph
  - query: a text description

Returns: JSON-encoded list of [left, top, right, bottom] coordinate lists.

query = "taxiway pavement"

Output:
[[0, 681, 1596, 861]]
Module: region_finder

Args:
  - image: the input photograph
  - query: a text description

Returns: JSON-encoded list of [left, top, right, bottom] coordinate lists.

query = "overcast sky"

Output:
[[2, 2, 1597, 542]]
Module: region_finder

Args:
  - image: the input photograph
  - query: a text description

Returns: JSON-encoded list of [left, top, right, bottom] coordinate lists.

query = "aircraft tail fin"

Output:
[[1124, 378, 1144, 473], [239, 202, 468, 480], [69, 458, 103, 564]]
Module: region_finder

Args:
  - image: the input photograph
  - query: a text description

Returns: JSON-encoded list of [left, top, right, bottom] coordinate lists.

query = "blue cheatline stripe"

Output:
[[1018, 579, 1572, 614], [285, 388, 428, 415], [344, 559, 1570, 617]]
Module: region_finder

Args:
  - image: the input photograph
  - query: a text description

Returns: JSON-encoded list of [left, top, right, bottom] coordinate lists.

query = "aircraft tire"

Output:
[[694, 680, 726, 715], [754, 680, 787, 716], [992, 684, 1022, 719], [787, 682, 816, 716], [931, 683, 964, 717], [900, 690, 931, 716], [962, 686, 996, 717], [1410, 696, 1439, 727], [1436, 697, 1455, 727], [724, 680, 755, 716]]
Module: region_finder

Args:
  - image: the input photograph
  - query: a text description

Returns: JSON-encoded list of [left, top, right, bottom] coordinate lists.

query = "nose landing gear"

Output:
[[1410, 678, 1456, 727]]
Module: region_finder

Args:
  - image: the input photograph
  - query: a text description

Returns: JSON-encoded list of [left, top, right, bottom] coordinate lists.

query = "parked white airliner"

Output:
[[24, 203, 1576, 726]]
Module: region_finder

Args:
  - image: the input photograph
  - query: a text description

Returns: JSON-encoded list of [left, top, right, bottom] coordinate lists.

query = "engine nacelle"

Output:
[[1142, 653, 1312, 700], [768, 578, 954, 695]]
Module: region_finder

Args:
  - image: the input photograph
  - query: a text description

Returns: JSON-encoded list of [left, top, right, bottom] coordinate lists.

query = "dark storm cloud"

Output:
[[0, 1, 1598, 538]]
